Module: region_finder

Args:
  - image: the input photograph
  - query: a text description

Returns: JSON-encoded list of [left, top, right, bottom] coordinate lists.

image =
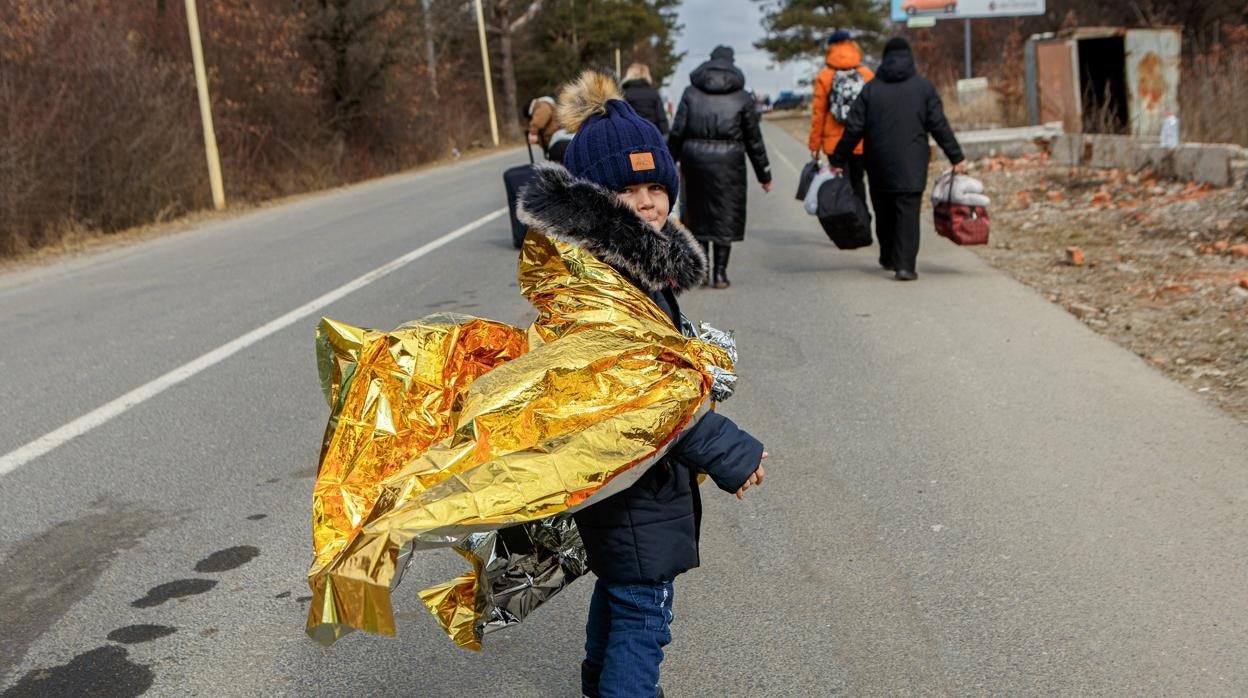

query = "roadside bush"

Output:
[[1, 4, 203, 254]]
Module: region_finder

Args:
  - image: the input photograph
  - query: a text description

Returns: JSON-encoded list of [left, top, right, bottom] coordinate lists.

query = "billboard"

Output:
[[890, 0, 1044, 22]]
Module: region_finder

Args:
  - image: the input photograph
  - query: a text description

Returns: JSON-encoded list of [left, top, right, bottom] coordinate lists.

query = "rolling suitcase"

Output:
[[503, 143, 537, 249]]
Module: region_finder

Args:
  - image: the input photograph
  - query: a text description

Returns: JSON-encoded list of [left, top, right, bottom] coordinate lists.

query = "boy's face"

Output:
[[614, 183, 670, 231]]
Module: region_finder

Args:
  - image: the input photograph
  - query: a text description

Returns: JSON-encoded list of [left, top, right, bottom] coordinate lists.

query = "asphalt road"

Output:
[[1, 123, 1246, 697]]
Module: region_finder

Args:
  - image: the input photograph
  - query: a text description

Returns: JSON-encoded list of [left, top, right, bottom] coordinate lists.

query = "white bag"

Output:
[[804, 167, 836, 215], [931, 171, 991, 208]]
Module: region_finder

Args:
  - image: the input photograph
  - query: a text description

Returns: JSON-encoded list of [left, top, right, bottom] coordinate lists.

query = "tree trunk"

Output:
[[421, 0, 439, 101], [489, 0, 524, 142], [498, 27, 522, 140]]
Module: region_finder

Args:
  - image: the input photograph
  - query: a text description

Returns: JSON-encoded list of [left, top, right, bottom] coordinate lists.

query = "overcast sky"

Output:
[[668, 0, 819, 101]]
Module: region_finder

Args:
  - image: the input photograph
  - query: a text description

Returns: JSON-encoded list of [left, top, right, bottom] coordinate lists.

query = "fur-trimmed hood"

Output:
[[516, 163, 707, 293]]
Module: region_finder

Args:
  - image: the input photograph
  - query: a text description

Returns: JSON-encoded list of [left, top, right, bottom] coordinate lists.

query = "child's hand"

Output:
[[735, 451, 768, 499]]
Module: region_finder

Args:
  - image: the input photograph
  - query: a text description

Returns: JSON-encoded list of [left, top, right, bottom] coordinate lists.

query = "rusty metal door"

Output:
[[1037, 39, 1080, 133], [1125, 29, 1181, 138]]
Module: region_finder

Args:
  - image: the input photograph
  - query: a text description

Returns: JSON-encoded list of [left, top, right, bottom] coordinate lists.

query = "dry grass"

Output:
[[1181, 27, 1248, 146], [942, 90, 1007, 131], [0, 140, 509, 274]]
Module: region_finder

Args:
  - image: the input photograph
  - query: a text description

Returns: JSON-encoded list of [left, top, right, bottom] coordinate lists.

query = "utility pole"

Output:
[[184, 0, 225, 210], [474, 0, 500, 147], [964, 18, 972, 80], [615, 47, 621, 79]]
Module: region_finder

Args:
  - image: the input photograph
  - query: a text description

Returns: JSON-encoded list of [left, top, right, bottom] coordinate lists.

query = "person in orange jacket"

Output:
[[808, 31, 874, 205]]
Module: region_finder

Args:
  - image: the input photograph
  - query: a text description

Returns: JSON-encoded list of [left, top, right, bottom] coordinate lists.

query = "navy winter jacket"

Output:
[[573, 287, 764, 584], [516, 163, 765, 585]]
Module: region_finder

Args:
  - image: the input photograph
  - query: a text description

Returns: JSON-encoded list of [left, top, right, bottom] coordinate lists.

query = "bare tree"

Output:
[[489, 0, 542, 140]]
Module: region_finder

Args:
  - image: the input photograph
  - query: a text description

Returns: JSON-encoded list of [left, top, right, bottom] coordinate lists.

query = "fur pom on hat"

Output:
[[556, 70, 622, 134]]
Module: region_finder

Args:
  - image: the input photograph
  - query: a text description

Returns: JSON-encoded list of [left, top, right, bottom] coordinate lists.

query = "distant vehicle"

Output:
[[903, 0, 956, 14], [771, 91, 810, 111]]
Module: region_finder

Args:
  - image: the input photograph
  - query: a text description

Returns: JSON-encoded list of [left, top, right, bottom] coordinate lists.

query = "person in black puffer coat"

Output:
[[830, 37, 967, 281], [621, 63, 669, 135], [668, 46, 772, 289]]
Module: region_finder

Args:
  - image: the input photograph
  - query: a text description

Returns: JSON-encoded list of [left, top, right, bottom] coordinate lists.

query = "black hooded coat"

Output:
[[516, 164, 764, 584], [830, 42, 964, 193], [668, 57, 771, 244]]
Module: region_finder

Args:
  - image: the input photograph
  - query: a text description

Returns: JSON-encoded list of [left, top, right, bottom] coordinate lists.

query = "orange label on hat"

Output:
[[629, 152, 656, 171]]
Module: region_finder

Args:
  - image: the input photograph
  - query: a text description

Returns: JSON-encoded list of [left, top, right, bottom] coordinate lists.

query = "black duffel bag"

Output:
[[794, 157, 820, 201], [816, 175, 873, 250]]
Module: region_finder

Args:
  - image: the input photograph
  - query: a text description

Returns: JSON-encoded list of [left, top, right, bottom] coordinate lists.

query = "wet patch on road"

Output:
[[0, 497, 162, 677], [193, 546, 259, 573], [1, 646, 152, 697], [106, 624, 177, 644], [131, 579, 217, 608]]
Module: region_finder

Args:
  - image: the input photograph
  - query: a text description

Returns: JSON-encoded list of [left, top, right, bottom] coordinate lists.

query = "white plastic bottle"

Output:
[[1160, 112, 1180, 150]]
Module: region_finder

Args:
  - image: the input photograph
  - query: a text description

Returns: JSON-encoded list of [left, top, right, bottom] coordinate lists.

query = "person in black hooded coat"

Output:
[[668, 46, 772, 289], [621, 63, 669, 135], [830, 37, 967, 281]]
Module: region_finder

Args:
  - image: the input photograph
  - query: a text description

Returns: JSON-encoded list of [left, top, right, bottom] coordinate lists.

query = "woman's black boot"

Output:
[[712, 244, 731, 289]]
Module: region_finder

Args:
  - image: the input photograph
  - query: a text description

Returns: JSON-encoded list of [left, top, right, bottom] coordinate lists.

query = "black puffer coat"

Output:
[[829, 43, 964, 193], [517, 164, 765, 584], [668, 58, 771, 244], [621, 78, 669, 135]]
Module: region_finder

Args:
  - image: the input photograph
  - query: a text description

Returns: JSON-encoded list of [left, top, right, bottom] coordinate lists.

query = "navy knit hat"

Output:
[[827, 30, 853, 45], [558, 71, 680, 206]]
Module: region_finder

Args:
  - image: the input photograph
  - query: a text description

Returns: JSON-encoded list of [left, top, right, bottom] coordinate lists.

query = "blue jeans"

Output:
[[582, 579, 674, 698]]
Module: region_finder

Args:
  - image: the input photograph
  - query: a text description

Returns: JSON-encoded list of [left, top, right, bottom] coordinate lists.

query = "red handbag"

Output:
[[934, 202, 990, 245], [933, 173, 989, 245]]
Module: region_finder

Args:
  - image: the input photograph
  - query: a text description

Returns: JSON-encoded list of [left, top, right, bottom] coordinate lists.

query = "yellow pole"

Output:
[[184, 0, 225, 209], [474, 0, 500, 147]]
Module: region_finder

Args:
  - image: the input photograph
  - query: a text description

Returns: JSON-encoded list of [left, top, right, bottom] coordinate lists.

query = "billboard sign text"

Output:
[[891, 0, 1045, 22]]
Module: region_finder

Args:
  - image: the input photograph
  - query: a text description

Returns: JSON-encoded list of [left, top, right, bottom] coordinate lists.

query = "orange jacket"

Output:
[[808, 42, 874, 156]]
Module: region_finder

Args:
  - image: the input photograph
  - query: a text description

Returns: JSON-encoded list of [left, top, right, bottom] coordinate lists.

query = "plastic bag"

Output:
[[931, 171, 991, 208], [804, 167, 836, 215], [795, 158, 821, 201]]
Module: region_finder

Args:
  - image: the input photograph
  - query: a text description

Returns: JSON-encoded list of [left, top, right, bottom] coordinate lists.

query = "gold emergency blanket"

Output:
[[306, 233, 734, 649]]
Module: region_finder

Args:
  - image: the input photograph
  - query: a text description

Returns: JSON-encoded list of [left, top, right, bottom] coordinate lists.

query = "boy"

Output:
[[517, 69, 767, 698]]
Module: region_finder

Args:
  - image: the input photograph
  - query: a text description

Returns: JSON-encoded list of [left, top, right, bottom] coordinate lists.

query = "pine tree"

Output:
[[753, 0, 887, 63]]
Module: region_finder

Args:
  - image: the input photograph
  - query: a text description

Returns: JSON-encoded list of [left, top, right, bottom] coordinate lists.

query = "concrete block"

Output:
[[1139, 143, 1246, 188], [1051, 134, 1247, 188], [1172, 144, 1236, 187]]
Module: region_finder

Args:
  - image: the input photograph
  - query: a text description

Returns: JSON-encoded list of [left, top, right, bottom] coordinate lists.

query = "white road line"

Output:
[[770, 145, 800, 174], [0, 207, 508, 478]]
